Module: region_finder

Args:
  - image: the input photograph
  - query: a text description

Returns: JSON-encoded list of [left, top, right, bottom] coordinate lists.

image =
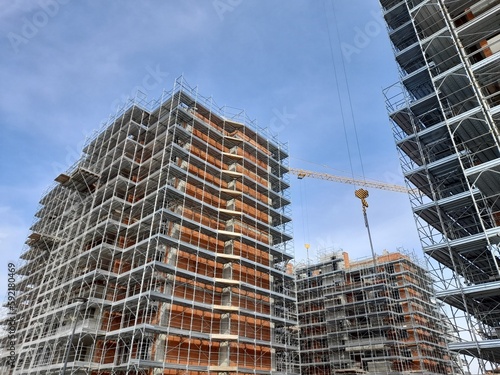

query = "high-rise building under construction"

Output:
[[380, 0, 500, 373], [296, 249, 455, 375], [1, 79, 298, 375]]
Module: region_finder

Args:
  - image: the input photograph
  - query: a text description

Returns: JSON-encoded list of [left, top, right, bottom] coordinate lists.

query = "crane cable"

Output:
[[323, 0, 367, 184], [324, 1, 377, 266]]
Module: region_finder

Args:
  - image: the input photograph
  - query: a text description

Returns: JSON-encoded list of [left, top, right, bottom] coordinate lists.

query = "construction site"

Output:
[[1, 79, 298, 374], [2, 0, 500, 374], [381, 0, 500, 373], [296, 249, 455, 375], [0, 75, 459, 374]]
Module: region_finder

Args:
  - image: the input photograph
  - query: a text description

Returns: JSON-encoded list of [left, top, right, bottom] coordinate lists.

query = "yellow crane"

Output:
[[288, 168, 409, 194], [289, 167, 410, 267]]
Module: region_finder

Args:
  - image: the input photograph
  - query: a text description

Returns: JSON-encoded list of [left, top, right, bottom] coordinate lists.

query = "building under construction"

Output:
[[381, 0, 500, 372], [1, 78, 298, 374], [296, 249, 455, 375]]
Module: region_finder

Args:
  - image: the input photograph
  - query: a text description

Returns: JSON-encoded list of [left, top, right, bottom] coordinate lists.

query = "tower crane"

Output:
[[288, 167, 410, 267], [288, 168, 409, 194]]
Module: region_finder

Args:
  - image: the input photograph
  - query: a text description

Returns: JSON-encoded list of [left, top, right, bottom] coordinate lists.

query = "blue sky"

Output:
[[0, 0, 421, 302]]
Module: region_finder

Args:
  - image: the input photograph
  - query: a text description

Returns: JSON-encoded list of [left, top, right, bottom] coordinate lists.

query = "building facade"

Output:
[[296, 250, 454, 375], [1, 79, 298, 375], [380, 0, 500, 373]]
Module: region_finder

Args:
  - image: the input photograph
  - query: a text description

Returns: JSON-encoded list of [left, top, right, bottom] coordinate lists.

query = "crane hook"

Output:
[[355, 188, 369, 212]]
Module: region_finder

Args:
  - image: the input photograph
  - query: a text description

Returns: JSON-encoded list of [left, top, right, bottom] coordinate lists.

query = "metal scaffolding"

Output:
[[0, 77, 299, 375], [296, 249, 457, 375], [381, 0, 500, 373]]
